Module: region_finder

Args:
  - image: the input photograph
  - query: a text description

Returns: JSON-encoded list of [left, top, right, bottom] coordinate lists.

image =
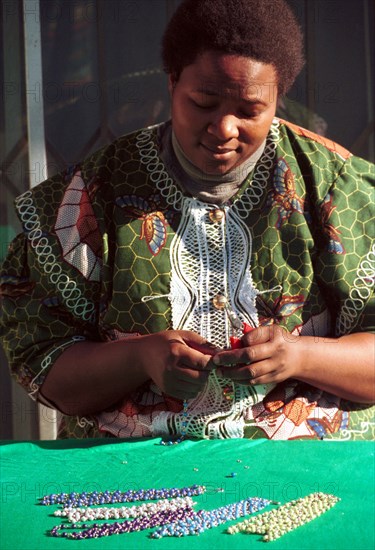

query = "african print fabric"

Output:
[[1, 118, 374, 440]]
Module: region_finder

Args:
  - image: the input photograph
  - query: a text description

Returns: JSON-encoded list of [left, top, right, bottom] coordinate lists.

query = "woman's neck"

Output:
[[171, 131, 266, 204]]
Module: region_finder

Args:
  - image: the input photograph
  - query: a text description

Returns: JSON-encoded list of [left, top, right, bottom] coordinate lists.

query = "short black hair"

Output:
[[162, 0, 305, 95]]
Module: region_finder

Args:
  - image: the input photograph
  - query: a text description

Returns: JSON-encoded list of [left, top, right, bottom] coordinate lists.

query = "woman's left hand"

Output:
[[211, 325, 302, 385], [210, 326, 375, 403]]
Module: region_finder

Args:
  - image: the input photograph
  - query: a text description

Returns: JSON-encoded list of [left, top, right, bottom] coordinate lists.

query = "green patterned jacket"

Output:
[[1, 118, 374, 440]]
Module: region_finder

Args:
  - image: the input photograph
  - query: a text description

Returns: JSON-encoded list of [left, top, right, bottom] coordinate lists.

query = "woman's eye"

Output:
[[241, 111, 260, 118], [191, 99, 215, 110]]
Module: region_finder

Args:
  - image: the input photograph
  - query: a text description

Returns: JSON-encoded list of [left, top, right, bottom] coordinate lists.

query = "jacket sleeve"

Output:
[[0, 167, 104, 402], [312, 153, 375, 335]]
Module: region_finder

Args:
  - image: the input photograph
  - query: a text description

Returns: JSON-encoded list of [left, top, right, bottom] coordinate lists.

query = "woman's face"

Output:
[[170, 50, 278, 175]]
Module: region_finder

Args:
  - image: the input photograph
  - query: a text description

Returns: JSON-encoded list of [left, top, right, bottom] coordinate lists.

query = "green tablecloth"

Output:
[[0, 438, 374, 550]]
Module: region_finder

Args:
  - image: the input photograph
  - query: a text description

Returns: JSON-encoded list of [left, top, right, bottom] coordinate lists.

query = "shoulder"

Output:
[[276, 118, 374, 190], [81, 122, 166, 180], [276, 117, 352, 162], [15, 123, 168, 206]]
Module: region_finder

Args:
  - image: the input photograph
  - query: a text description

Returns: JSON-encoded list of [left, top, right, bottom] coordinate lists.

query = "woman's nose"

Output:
[[207, 114, 240, 140]]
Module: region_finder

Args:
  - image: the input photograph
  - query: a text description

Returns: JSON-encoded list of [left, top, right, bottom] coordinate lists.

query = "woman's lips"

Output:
[[201, 143, 237, 159]]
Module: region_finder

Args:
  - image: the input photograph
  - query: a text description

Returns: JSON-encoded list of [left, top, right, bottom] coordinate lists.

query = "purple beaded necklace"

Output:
[[51, 506, 196, 539], [40, 483, 206, 507]]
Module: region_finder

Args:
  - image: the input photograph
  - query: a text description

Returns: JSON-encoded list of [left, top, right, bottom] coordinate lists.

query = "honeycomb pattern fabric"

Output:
[[0, 118, 374, 440]]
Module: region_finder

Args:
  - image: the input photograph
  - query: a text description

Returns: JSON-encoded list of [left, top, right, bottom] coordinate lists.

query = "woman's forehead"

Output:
[[185, 51, 276, 77], [180, 51, 278, 98]]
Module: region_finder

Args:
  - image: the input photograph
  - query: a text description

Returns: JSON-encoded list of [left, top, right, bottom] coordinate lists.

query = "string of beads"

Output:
[[54, 496, 195, 523], [50, 507, 196, 539], [151, 496, 272, 538], [41, 484, 340, 542], [159, 399, 188, 445], [40, 483, 206, 507], [227, 492, 340, 541]]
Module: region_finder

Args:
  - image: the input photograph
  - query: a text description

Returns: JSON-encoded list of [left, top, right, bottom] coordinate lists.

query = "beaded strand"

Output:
[[50, 507, 196, 539], [54, 496, 195, 523], [151, 496, 272, 538], [227, 492, 340, 541], [159, 400, 189, 445], [40, 483, 206, 507]]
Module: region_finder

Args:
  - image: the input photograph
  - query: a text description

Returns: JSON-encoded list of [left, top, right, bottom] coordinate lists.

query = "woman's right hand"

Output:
[[123, 330, 219, 400], [40, 330, 220, 416]]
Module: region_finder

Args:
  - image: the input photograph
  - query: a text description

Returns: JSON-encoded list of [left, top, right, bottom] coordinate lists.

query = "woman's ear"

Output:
[[168, 74, 177, 95]]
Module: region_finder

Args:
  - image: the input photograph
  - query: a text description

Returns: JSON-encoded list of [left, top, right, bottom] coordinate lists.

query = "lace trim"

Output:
[[322, 421, 375, 442], [136, 124, 279, 439], [15, 191, 97, 323], [136, 119, 280, 215], [232, 120, 279, 219], [336, 243, 375, 335], [136, 129, 184, 211], [28, 336, 86, 398]]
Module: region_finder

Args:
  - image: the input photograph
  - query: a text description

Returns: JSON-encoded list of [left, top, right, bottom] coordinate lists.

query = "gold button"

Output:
[[212, 294, 227, 310], [209, 209, 225, 223]]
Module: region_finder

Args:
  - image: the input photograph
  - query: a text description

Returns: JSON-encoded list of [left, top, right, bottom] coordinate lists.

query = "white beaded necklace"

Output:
[[54, 495, 195, 523]]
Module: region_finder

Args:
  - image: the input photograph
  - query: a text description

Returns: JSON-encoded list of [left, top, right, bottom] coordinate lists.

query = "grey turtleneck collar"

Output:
[[158, 123, 266, 205]]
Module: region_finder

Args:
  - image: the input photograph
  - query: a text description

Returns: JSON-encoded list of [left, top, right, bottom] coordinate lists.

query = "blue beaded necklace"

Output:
[[151, 496, 272, 538]]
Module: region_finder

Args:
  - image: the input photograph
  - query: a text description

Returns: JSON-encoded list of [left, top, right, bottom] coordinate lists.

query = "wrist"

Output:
[[290, 336, 316, 380]]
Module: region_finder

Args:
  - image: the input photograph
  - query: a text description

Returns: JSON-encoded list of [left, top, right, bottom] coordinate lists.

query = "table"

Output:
[[1, 438, 374, 549]]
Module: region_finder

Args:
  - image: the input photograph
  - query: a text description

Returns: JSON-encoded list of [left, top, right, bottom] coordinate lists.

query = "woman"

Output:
[[1, 0, 374, 440]]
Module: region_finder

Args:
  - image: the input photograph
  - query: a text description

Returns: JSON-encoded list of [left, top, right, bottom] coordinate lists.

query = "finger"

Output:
[[217, 364, 258, 384], [249, 370, 279, 386], [242, 325, 272, 346], [180, 332, 222, 356], [166, 371, 208, 399], [245, 341, 275, 364], [174, 364, 211, 383], [174, 345, 216, 371], [220, 365, 280, 387]]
